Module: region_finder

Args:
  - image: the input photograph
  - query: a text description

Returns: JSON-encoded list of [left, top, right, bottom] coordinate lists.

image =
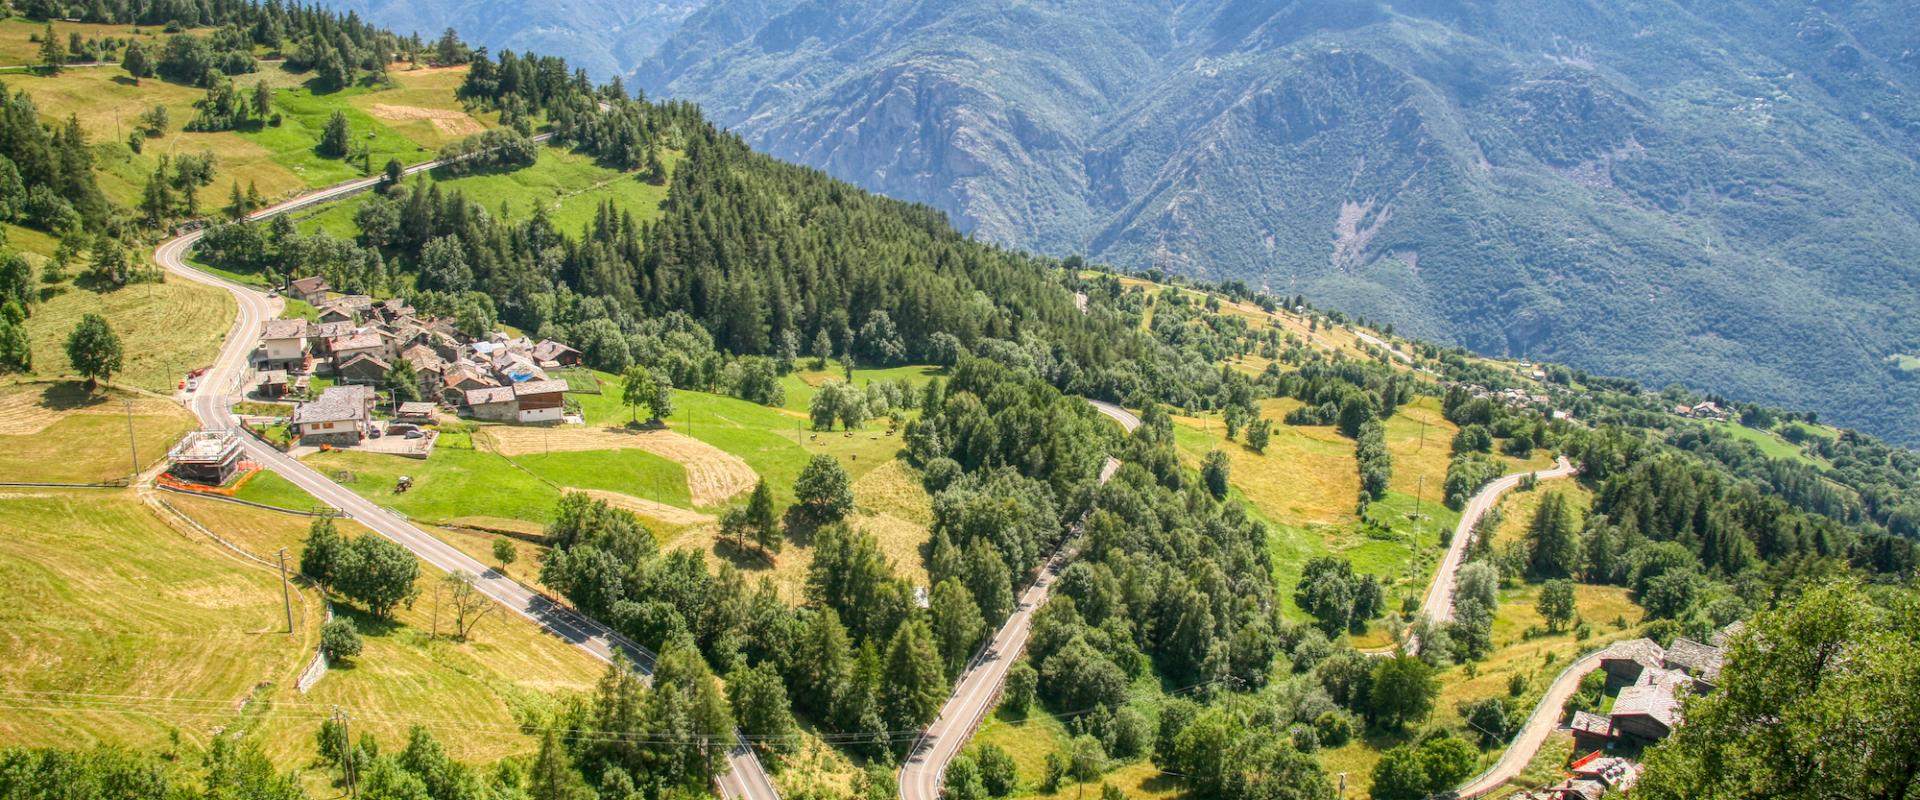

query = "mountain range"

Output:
[[321, 0, 1920, 443]]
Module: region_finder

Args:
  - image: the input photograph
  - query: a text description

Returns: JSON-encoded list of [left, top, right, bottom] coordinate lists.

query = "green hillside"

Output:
[[0, 4, 1916, 800]]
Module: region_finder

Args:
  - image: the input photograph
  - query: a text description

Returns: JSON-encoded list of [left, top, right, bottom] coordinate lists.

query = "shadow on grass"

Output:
[[711, 535, 776, 572], [37, 381, 112, 411]]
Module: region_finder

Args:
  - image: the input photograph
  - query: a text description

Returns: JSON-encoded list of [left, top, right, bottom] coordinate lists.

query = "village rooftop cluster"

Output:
[[263, 277, 584, 447]]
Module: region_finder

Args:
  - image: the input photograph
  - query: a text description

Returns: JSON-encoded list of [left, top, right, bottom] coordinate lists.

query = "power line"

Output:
[[0, 675, 1234, 747]]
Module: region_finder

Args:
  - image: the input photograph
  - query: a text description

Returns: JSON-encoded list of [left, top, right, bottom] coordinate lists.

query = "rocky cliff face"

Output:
[[637, 0, 1920, 442]]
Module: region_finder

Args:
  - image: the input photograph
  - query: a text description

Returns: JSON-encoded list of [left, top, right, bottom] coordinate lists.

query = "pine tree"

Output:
[[929, 578, 985, 677], [140, 160, 174, 226], [227, 181, 248, 220], [318, 110, 352, 158], [744, 480, 781, 553], [879, 619, 946, 734], [1526, 493, 1580, 579], [38, 25, 65, 74]]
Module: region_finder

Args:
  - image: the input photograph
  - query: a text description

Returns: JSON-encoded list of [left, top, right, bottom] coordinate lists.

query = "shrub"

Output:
[[320, 618, 362, 662]]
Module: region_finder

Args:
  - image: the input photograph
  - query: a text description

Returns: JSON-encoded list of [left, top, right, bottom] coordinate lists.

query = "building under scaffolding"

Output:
[[167, 430, 244, 486]]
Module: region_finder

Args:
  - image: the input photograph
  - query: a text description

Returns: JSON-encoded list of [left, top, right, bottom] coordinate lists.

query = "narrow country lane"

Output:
[[1456, 647, 1608, 797], [154, 153, 780, 800], [898, 399, 1140, 800], [1422, 456, 1578, 625]]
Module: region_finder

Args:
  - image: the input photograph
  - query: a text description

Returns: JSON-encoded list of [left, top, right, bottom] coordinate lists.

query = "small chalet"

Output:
[[374, 298, 415, 322], [288, 276, 330, 304], [330, 332, 387, 364], [167, 430, 245, 485], [464, 386, 518, 421], [533, 339, 583, 367], [293, 386, 373, 445], [400, 344, 445, 398], [257, 369, 290, 399], [442, 361, 497, 405], [1598, 638, 1667, 687], [258, 318, 310, 371], [334, 295, 375, 317], [336, 352, 392, 386], [1663, 637, 1725, 689], [512, 379, 568, 423], [1610, 680, 1683, 740], [1569, 710, 1614, 754], [315, 302, 357, 324], [395, 401, 439, 425]]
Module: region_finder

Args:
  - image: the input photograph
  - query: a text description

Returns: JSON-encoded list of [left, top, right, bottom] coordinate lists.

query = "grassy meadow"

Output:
[[0, 383, 197, 483], [301, 144, 678, 240], [0, 490, 314, 755]]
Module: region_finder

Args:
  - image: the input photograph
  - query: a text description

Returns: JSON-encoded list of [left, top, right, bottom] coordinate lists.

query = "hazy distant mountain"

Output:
[[317, 0, 704, 79], [635, 0, 1920, 442]]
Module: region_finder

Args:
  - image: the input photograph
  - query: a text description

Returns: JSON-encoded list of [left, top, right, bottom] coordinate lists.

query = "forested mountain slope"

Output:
[[314, 0, 702, 80], [634, 0, 1920, 445]]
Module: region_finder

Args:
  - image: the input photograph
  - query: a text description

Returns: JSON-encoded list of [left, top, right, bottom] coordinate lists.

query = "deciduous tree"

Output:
[[64, 312, 121, 391]]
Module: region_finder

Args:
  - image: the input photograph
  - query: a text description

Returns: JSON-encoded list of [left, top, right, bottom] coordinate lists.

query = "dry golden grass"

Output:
[[1381, 396, 1458, 501], [365, 102, 483, 136], [853, 457, 933, 526], [346, 66, 491, 149], [1489, 482, 1595, 554], [0, 383, 196, 483], [1173, 397, 1358, 526], [159, 494, 603, 767], [480, 425, 758, 507], [0, 490, 312, 756], [573, 488, 717, 527], [671, 456, 932, 603], [22, 277, 234, 394]]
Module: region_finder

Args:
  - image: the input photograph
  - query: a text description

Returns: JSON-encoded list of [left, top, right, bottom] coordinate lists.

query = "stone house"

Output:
[[293, 386, 373, 445]]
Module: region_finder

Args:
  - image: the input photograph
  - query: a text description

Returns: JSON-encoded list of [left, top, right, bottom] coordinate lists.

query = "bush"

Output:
[[1002, 659, 1037, 714], [320, 618, 362, 662], [974, 743, 1017, 797], [1313, 711, 1353, 747], [923, 457, 963, 493]]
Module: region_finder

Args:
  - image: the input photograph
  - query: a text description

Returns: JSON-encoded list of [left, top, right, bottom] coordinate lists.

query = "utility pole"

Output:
[[123, 399, 141, 482], [276, 548, 293, 633], [334, 707, 358, 798]]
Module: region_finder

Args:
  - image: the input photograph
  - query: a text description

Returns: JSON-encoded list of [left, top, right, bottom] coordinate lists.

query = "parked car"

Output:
[[403, 429, 425, 439]]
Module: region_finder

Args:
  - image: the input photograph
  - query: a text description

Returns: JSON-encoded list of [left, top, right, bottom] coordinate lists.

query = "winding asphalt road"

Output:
[[897, 399, 1139, 800], [155, 156, 779, 800], [1423, 456, 1578, 626], [1456, 646, 1609, 798]]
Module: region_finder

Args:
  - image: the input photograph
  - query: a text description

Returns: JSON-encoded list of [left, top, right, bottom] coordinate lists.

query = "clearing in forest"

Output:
[[480, 425, 758, 507]]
